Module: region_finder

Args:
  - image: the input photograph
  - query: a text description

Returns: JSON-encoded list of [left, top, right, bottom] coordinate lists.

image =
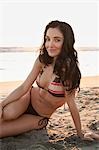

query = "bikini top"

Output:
[[36, 66, 65, 97]]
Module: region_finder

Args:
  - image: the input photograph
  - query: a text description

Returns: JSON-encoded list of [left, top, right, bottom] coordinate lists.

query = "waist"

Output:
[[30, 87, 56, 117]]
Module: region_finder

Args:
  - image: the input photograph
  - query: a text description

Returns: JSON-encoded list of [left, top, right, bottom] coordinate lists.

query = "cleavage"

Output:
[[39, 65, 54, 88]]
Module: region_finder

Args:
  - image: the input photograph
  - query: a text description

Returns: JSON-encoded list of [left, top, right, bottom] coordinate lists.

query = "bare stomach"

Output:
[[30, 87, 65, 118]]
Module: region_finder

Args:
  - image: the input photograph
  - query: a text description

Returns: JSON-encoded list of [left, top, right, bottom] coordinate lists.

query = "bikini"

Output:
[[36, 65, 65, 97], [25, 66, 65, 128], [36, 76, 65, 97], [24, 89, 49, 128]]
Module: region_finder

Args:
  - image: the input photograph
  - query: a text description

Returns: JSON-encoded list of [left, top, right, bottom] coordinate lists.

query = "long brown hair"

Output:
[[39, 20, 81, 92]]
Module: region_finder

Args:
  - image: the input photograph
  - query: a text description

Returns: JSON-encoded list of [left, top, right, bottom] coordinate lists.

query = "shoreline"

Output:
[[0, 46, 99, 52], [80, 76, 99, 88]]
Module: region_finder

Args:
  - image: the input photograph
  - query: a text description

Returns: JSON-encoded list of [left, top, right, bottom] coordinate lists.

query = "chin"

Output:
[[48, 52, 58, 58]]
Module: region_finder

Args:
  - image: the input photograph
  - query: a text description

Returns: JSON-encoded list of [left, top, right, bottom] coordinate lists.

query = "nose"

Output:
[[48, 40, 54, 47]]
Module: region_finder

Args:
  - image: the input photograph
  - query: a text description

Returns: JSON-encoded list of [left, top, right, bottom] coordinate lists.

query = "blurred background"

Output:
[[0, 0, 99, 82]]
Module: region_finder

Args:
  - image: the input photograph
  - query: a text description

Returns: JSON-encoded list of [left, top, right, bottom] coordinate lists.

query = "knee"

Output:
[[3, 106, 17, 121]]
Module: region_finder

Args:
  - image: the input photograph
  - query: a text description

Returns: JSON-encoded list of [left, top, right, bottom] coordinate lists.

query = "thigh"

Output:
[[0, 114, 49, 138], [3, 91, 30, 120]]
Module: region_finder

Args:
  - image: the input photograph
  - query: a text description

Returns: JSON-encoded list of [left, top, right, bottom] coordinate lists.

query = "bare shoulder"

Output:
[[22, 56, 43, 92]]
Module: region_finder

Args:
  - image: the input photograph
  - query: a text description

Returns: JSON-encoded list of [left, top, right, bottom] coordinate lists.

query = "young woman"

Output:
[[0, 20, 99, 140]]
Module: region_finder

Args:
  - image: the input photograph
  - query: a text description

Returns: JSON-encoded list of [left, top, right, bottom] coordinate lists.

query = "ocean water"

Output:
[[0, 51, 99, 82]]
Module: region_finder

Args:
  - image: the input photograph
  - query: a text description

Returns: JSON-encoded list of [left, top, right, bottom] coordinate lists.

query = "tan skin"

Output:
[[0, 58, 82, 138], [0, 27, 99, 141]]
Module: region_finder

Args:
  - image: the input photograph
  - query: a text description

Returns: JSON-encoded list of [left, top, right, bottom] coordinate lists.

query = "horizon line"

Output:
[[0, 46, 99, 52]]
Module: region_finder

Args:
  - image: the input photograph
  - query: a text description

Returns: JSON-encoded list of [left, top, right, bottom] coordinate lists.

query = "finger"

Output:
[[91, 133, 99, 140], [84, 134, 94, 141], [84, 137, 94, 141]]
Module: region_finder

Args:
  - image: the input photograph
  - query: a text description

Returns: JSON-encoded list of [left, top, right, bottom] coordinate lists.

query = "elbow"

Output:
[[66, 99, 78, 114]]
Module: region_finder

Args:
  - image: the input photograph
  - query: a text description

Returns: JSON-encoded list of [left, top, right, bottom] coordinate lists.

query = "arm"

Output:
[[2, 57, 42, 108], [65, 90, 83, 138]]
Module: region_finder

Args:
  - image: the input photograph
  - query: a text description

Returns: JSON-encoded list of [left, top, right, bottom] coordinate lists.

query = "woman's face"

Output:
[[45, 27, 64, 58]]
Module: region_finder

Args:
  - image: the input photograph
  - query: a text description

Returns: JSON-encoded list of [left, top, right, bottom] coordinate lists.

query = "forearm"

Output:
[[70, 105, 83, 137], [67, 99, 83, 138]]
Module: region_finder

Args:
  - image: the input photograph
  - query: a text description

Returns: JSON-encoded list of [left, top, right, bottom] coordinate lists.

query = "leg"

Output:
[[2, 91, 30, 121], [0, 114, 48, 138]]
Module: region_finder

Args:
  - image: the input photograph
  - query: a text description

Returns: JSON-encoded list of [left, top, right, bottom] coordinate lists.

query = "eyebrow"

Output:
[[45, 36, 63, 39]]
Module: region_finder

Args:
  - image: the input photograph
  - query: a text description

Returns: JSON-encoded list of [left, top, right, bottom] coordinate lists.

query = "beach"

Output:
[[0, 76, 99, 150]]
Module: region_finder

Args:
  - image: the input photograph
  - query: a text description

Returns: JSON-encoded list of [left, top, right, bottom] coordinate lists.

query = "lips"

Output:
[[48, 49, 56, 52]]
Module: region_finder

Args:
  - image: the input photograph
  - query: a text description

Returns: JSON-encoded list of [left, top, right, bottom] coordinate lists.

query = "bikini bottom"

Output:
[[24, 101, 49, 128]]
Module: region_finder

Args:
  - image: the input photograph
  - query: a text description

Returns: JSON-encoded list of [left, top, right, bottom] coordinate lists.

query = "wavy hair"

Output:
[[39, 20, 81, 92]]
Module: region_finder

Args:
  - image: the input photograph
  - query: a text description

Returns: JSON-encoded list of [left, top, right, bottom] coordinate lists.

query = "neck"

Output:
[[52, 57, 57, 66]]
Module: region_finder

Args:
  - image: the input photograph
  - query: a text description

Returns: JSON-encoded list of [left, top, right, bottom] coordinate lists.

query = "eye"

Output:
[[45, 37, 50, 41], [55, 39, 61, 42]]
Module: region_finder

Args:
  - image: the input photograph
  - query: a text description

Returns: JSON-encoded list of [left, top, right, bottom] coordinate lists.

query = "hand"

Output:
[[83, 132, 99, 141]]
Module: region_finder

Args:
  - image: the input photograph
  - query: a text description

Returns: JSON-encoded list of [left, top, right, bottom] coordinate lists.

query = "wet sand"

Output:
[[0, 76, 99, 150]]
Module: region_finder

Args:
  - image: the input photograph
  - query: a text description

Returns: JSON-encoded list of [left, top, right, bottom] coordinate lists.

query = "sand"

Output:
[[0, 76, 99, 150]]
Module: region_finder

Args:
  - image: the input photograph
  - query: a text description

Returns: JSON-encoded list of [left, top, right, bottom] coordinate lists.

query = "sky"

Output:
[[0, 0, 99, 48]]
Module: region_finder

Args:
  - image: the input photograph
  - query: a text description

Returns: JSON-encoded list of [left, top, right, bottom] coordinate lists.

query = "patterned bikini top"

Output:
[[36, 66, 65, 97]]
